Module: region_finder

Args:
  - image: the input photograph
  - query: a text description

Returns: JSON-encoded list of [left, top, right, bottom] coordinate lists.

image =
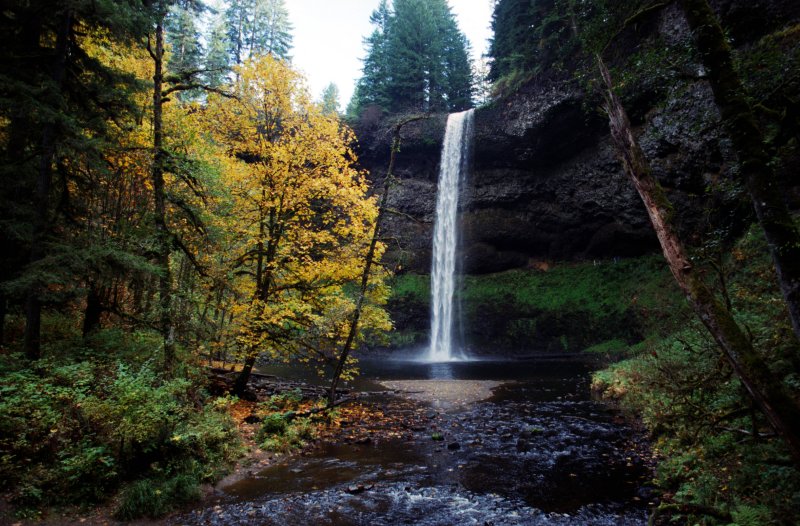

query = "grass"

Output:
[[391, 255, 676, 315], [387, 255, 683, 352]]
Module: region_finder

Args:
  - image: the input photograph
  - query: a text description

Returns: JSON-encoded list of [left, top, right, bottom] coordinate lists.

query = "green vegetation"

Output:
[[0, 329, 242, 519], [255, 392, 321, 454], [388, 255, 683, 352], [462, 256, 675, 315], [592, 227, 800, 524], [348, 0, 474, 117]]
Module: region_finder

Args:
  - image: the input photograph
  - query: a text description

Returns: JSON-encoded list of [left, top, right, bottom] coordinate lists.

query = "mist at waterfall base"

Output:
[[425, 109, 475, 364]]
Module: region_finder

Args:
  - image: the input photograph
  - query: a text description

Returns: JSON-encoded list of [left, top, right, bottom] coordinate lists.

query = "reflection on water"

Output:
[[177, 355, 650, 526], [258, 354, 597, 389], [427, 361, 455, 380]]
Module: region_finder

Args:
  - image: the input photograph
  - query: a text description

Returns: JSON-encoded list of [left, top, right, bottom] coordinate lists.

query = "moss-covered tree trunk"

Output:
[[150, 6, 176, 372], [598, 57, 800, 467], [678, 0, 800, 343]]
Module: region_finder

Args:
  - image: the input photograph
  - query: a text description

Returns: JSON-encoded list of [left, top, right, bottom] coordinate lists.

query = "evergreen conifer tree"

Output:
[[349, 0, 393, 117], [204, 17, 231, 89], [225, 0, 293, 65], [320, 83, 341, 115], [352, 0, 473, 115], [0, 0, 152, 358], [487, 0, 539, 82], [225, 0, 250, 65], [251, 0, 293, 60], [166, 5, 203, 100]]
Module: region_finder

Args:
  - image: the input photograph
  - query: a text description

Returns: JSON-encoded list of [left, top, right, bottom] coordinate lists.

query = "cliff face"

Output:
[[355, 1, 797, 275], [357, 76, 738, 274], [352, 0, 798, 352]]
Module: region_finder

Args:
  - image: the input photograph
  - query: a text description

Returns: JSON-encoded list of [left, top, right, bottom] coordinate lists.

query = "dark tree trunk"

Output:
[[678, 0, 800, 343], [233, 355, 257, 397], [24, 10, 73, 360], [233, 191, 285, 394], [598, 57, 800, 468], [0, 294, 5, 346], [151, 7, 175, 372], [82, 284, 103, 337]]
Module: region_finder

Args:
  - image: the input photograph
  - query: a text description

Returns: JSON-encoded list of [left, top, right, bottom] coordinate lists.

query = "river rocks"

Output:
[[345, 483, 372, 494], [172, 362, 652, 526]]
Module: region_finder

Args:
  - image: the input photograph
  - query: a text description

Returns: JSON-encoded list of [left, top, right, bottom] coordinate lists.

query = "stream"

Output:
[[175, 356, 653, 525]]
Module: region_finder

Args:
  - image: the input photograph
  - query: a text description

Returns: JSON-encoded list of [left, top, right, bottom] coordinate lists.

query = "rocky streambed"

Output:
[[174, 357, 653, 525]]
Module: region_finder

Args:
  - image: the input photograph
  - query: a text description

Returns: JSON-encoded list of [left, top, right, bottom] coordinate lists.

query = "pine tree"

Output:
[[487, 0, 575, 86], [0, 0, 151, 358], [225, 0, 250, 65], [166, 4, 203, 100], [250, 0, 293, 60], [204, 17, 231, 89], [487, 0, 539, 82], [386, 0, 437, 111], [225, 0, 293, 65], [352, 0, 473, 115], [439, 3, 474, 111], [320, 83, 341, 115], [349, 0, 393, 117]]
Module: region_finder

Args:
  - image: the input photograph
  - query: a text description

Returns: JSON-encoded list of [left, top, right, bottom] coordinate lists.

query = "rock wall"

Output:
[[357, 80, 738, 274], [354, 1, 798, 275]]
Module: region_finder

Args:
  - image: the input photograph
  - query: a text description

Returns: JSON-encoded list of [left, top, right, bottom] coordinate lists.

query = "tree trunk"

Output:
[[233, 354, 257, 397], [598, 56, 800, 468], [678, 0, 800, 343], [151, 8, 176, 372], [0, 293, 6, 347], [24, 9, 73, 360], [82, 283, 103, 337], [328, 116, 427, 406]]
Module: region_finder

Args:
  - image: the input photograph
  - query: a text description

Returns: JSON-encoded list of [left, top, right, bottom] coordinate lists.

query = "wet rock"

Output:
[[175, 363, 653, 526], [346, 484, 372, 495]]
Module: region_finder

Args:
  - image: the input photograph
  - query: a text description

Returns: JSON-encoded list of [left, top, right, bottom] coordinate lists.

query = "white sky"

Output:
[[285, 0, 494, 109]]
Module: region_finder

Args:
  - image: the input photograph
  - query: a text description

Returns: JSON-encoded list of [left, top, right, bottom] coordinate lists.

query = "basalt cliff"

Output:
[[352, 0, 800, 352]]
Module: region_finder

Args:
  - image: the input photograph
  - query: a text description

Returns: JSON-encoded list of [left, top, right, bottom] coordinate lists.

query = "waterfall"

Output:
[[428, 109, 474, 362]]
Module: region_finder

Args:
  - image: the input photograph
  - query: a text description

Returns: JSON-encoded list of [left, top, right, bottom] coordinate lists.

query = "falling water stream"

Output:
[[429, 109, 474, 362]]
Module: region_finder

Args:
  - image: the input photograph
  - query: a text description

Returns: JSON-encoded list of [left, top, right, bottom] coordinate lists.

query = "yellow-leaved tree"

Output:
[[202, 55, 390, 394]]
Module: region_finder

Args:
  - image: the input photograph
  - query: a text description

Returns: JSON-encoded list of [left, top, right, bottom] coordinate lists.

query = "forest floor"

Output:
[[1, 376, 452, 526], [4, 365, 652, 525]]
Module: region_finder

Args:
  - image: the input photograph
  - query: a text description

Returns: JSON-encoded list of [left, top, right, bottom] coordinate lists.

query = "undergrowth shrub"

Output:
[[0, 330, 243, 518], [255, 392, 319, 453], [114, 471, 201, 520], [592, 226, 800, 525]]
